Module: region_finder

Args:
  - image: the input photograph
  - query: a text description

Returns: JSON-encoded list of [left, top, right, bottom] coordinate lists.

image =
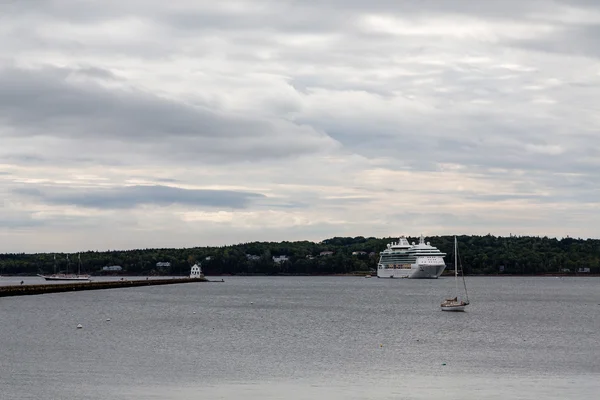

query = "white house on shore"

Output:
[[102, 265, 122, 272], [272, 255, 289, 264], [190, 263, 204, 279]]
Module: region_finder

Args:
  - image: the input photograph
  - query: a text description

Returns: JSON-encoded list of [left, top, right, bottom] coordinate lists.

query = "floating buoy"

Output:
[[193, 311, 196, 314], [380, 344, 383, 347], [106, 318, 111, 321], [77, 324, 83, 329], [250, 302, 254, 305], [442, 363, 446, 366]]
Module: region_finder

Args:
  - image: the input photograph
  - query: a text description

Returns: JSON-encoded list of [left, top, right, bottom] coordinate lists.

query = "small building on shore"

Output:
[[190, 264, 204, 279], [102, 265, 123, 272], [272, 255, 289, 264]]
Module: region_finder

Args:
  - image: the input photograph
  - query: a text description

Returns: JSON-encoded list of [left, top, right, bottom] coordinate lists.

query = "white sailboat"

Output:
[[441, 236, 469, 312], [38, 254, 91, 281]]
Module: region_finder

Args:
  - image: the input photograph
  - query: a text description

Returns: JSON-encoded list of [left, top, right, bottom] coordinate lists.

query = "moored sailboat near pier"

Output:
[[38, 254, 91, 281], [441, 236, 469, 311]]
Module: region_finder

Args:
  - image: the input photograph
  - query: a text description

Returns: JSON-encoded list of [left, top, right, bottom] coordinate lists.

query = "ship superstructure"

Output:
[[377, 235, 446, 278]]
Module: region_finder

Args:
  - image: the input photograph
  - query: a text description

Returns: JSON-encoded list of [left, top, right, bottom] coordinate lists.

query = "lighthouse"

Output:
[[189, 263, 204, 279]]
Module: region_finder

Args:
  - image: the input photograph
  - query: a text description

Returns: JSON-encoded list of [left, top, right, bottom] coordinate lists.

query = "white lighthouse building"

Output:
[[189, 263, 204, 279]]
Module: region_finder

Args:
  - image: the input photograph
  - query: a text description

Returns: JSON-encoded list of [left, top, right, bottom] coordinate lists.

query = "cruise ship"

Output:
[[377, 235, 447, 279]]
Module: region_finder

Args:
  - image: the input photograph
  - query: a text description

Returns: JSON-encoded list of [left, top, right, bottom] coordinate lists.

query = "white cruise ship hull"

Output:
[[377, 264, 446, 279]]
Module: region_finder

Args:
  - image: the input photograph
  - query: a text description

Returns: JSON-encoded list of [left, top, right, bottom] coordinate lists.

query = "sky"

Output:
[[1, 0, 599, 253]]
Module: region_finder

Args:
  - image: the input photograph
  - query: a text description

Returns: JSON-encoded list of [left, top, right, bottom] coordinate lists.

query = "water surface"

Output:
[[1, 276, 598, 399]]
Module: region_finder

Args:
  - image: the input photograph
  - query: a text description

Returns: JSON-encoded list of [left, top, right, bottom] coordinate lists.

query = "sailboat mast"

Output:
[[456, 236, 470, 305], [53, 254, 56, 274], [78, 253, 81, 275], [454, 236, 459, 298]]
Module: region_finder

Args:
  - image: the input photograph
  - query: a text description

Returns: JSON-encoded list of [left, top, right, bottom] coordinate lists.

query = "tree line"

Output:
[[1, 234, 599, 276]]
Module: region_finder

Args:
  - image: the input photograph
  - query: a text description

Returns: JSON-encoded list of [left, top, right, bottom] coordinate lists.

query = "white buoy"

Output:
[[106, 318, 111, 321], [193, 311, 196, 314], [77, 324, 83, 329], [250, 301, 254, 305]]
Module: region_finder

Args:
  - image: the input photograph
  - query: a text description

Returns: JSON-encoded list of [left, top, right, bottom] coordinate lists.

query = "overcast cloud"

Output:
[[1, 0, 599, 252]]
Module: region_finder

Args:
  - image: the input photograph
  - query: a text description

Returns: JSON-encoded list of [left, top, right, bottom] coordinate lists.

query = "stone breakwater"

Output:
[[0, 277, 208, 297]]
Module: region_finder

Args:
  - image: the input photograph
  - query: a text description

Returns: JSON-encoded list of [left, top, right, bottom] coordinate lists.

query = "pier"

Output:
[[0, 277, 208, 297]]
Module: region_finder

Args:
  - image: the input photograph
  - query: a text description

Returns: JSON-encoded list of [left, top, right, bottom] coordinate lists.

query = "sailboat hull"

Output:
[[441, 304, 466, 312], [38, 274, 90, 281]]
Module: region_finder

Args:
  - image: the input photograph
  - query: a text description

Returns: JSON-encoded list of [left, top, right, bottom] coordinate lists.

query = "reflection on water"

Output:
[[1, 276, 598, 399]]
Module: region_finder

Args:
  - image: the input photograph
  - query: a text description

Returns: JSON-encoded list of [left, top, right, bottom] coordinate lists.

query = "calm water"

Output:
[[1, 276, 598, 399]]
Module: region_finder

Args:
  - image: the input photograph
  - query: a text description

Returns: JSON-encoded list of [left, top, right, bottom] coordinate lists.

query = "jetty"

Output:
[[0, 277, 208, 298]]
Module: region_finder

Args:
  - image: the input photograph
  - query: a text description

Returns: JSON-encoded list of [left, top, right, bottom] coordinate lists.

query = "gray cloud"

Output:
[[9, 0, 586, 30], [512, 25, 600, 57], [14, 185, 265, 209], [0, 215, 45, 229], [0, 66, 244, 138], [0, 65, 336, 164], [465, 194, 560, 203]]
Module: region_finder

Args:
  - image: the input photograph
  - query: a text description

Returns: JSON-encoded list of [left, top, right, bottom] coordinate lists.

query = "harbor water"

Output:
[[0, 276, 598, 399]]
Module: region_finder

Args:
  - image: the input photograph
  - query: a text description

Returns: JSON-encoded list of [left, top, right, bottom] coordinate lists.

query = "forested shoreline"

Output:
[[1, 235, 599, 276]]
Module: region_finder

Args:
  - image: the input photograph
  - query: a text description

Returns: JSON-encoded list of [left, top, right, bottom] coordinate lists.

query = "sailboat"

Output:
[[440, 236, 469, 312], [38, 254, 91, 281]]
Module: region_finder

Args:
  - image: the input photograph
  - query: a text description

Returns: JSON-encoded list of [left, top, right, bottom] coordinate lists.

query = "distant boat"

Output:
[[441, 236, 470, 312], [365, 274, 372, 278], [38, 254, 90, 281], [41, 274, 90, 282]]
